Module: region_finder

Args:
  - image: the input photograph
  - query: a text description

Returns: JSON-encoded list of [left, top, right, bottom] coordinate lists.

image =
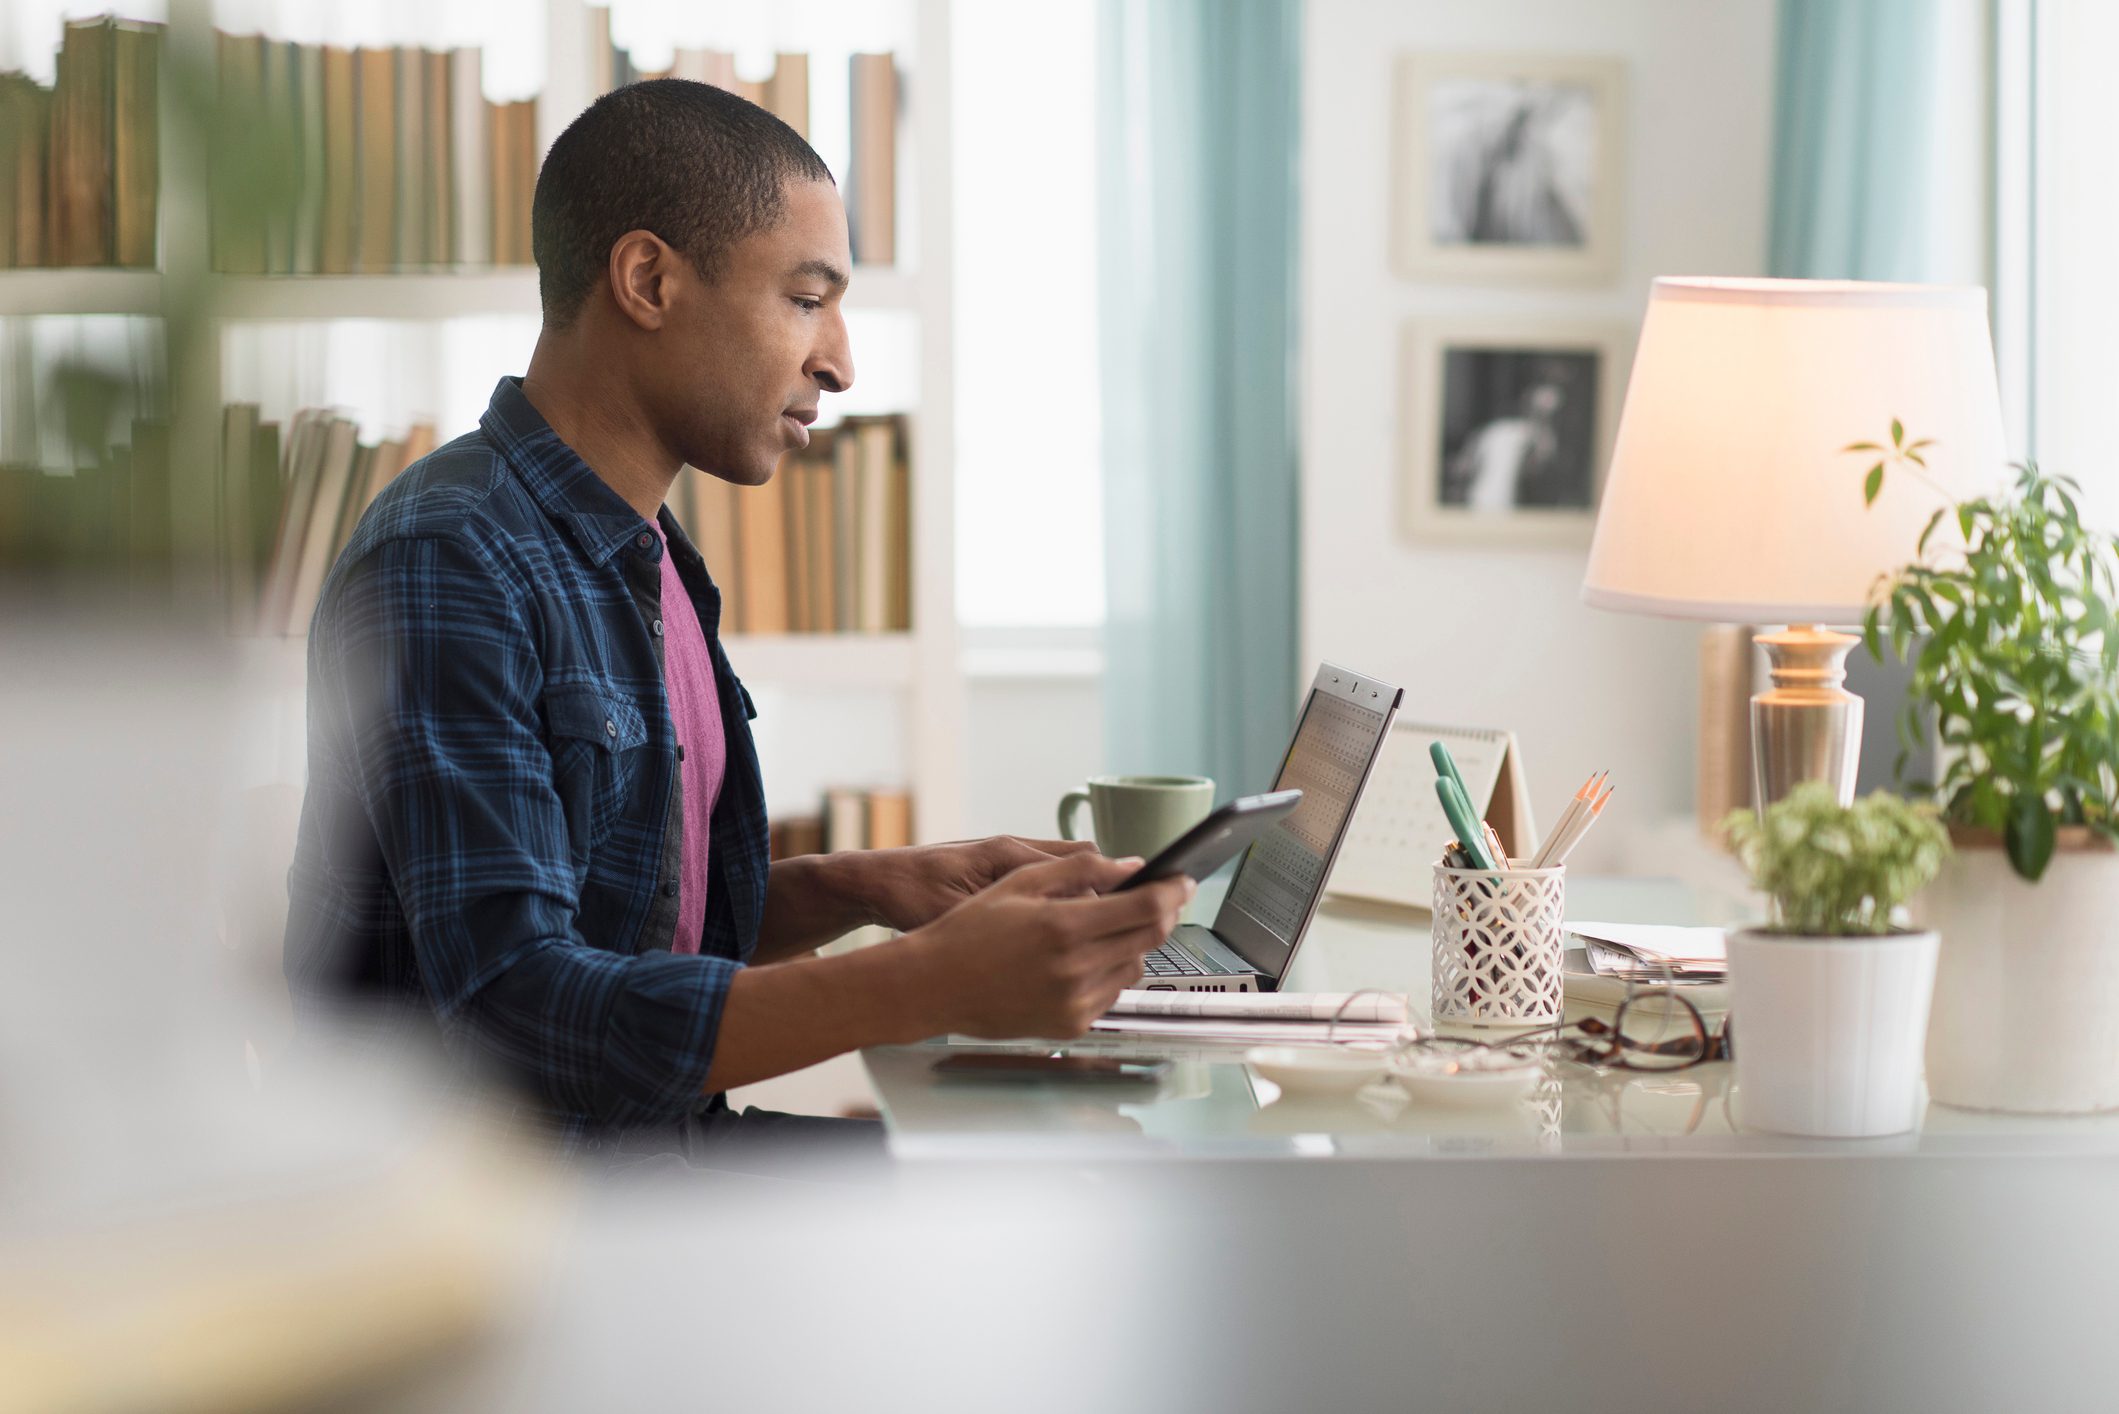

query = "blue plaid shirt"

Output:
[[285, 377, 770, 1145]]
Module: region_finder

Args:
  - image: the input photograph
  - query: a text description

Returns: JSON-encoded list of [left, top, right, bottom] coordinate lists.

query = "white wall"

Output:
[[953, 0, 1105, 628], [2031, 0, 2119, 525], [962, 672, 1103, 841], [1300, 0, 1778, 869]]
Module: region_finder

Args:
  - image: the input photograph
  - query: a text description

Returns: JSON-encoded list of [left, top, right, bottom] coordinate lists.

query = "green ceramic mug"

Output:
[[1058, 775, 1216, 861]]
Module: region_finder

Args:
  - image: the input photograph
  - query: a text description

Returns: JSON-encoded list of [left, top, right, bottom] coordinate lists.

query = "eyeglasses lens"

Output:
[[1612, 993, 1707, 1071]]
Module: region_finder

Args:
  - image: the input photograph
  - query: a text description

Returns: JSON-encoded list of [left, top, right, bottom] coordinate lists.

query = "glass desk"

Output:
[[863, 881, 2119, 1161], [418, 881, 2119, 1414]]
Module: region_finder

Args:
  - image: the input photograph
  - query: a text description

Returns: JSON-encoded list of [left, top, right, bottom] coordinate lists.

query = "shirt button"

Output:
[[604, 720, 616, 737], [652, 619, 664, 637], [676, 744, 686, 762], [636, 532, 653, 549], [662, 881, 679, 898]]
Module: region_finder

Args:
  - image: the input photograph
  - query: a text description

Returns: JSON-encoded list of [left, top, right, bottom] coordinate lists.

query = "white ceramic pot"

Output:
[[1725, 929, 1940, 1138], [1916, 839, 2119, 1113]]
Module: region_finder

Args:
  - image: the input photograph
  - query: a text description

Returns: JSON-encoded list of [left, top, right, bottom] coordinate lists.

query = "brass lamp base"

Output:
[[1750, 624, 1863, 810]]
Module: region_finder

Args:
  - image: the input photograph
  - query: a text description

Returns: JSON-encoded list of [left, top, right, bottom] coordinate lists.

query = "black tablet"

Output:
[[1110, 790, 1304, 892]]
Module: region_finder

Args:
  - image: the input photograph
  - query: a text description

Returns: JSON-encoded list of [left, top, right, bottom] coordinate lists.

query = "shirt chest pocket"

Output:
[[543, 685, 650, 856]]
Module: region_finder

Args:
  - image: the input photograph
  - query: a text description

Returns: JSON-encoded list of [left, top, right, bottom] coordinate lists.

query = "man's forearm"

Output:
[[752, 853, 883, 964], [702, 934, 947, 1093], [705, 851, 1189, 1095]]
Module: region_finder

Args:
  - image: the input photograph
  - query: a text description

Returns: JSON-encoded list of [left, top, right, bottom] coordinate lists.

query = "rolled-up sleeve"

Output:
[[316, 532, 732, 1126]]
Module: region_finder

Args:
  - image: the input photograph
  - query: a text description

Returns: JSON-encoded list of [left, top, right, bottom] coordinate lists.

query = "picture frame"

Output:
[[1400, 319, 1633, 547], [1392, 52, 1627, 286]]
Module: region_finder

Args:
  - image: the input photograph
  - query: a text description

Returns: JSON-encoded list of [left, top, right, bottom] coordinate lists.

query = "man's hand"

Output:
[[899, 852, 1194, 1041], [854, 835, 1101, 934]]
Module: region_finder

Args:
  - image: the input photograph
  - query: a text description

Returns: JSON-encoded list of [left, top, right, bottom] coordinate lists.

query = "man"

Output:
[[284, 80, 1191, 1154]]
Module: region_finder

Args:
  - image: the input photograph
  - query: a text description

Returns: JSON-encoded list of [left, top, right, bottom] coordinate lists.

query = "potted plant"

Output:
[[1863, 433, 2119, 1113], [1723, 784, 1951, 1138]]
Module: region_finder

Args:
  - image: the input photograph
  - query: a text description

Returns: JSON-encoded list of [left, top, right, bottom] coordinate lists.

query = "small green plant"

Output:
[[1853, 423, 2119, 881], [1846, 417, 1938, 507], [1724, 784, 1950, 936]]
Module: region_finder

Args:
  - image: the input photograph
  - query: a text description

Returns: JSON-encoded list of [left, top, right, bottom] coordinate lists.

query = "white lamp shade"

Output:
[[1581, 278, 2007, 624]]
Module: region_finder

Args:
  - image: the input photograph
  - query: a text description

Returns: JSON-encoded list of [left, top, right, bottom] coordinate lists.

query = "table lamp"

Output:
[[1581, 277, 2006, 809]]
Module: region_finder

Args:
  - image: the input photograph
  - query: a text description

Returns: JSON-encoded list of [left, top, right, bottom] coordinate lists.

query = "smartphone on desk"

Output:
[[931, 1053, 1173, 1083], [1109, 789, 1303, 892]]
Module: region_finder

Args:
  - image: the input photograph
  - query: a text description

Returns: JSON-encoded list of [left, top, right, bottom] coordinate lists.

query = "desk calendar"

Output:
[[1327, 723, 1536, 909]]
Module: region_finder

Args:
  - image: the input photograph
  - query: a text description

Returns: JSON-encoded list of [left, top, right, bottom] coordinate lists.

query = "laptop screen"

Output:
[[1213, 672, 1397, 979]]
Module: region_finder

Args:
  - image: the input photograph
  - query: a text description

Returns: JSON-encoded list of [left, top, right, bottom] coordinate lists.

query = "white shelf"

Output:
[[205, 270, 541, 322], [0, 268, 161, 317], [722, 633, 915, 688], [1, 264, 913, 323], [961, 644, 1105, 680]]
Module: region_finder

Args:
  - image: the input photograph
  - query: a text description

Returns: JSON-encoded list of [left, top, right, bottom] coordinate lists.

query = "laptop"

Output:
[[1135, 661, 1404, 993]]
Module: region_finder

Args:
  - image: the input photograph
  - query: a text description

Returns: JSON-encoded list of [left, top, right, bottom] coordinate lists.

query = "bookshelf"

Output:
[[0, 0, 967, 842]]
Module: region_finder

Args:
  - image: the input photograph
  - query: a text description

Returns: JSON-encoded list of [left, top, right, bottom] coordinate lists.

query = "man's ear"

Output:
[[607, 229, 672, 332]]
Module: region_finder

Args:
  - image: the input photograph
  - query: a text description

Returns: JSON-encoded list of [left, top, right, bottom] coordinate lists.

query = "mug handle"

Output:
[[1058, 789, 1092, 842]]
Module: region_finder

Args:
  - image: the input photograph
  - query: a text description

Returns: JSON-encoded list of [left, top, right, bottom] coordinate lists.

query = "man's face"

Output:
[[650, 178, 855, 486]]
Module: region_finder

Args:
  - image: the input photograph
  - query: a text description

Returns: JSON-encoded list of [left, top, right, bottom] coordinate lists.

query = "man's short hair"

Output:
[[531, 79, 835, 329]]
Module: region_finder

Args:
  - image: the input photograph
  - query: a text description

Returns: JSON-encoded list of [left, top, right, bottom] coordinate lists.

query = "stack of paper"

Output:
[[1567, 922, 1728, 981], [1090, 991, 1409, 1046]]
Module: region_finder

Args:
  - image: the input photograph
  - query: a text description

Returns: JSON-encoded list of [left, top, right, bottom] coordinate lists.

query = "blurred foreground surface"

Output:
[[4, 605, 2119, 1414], [0, 604, 562, 1412]]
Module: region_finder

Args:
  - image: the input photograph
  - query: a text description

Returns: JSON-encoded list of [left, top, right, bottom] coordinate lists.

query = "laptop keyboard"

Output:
[[1142, 942, 1209, 978]]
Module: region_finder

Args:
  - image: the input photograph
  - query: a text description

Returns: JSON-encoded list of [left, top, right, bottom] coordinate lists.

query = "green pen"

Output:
[[1434, 777, 1498, 873], [1435, 739, 1512, 868], [1430, 740, 1474, 816]]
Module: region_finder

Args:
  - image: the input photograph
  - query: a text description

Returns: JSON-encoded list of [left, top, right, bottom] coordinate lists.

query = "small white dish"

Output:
[[1246, 1045, 1391, 1097], [1391, 1049, 1542, 1109]]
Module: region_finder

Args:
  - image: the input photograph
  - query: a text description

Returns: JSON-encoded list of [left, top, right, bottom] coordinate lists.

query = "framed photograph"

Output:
[[1393, 53, 1626, 286], [1401, 320, 1632, 547]]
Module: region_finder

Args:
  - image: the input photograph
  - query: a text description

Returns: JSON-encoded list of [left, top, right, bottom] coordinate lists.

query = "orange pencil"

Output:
[[1550, 784, 1616, 866], [1533, 769, 1604, 868]]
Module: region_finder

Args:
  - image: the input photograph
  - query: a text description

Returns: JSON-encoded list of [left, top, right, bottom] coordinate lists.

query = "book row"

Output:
[[674, 416, 914, 637], [223, 404, 911, 639], [768, 787, 915, 862], [3, 395, 913, 641], [210, 36, 533, 274], [591, 11, 898, 267], [0, 17, 161, 269], [0, 17, 901, 275], [223, 404, 437, 636], [209, 28, 897, 274]]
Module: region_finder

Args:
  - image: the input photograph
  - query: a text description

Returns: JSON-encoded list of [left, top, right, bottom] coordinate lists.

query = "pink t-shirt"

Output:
[[653, 523, 727, 955]]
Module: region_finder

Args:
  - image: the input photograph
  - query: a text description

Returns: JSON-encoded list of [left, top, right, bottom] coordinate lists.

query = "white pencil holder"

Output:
[[1431, 862, 1566, 1028]]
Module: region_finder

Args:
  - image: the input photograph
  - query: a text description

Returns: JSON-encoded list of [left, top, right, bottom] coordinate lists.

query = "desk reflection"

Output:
[[873, 1036, 1773, 1153]]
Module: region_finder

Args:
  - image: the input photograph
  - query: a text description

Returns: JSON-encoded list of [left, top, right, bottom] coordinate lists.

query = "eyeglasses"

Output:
[[1331, 987, 1734, 1075], [1414, 990, 1733, 1073]]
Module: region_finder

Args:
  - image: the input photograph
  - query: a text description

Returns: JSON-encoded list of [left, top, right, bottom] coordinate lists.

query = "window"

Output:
[[951, 0, 1104, 629], [2000, 0, 2119, 526]]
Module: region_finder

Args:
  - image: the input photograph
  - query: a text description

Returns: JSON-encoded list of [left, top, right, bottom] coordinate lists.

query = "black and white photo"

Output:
[[1394, 54, 1626, 285], [1438, 347, 1600, 510], [1402, 321, 1631, 546], [1427, 78, 1597, 249]]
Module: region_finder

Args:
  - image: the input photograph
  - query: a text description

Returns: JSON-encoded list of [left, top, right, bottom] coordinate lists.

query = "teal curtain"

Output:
[[1769, 0, 1952, 279], [1097, 0, 1301, 798], [1771, 0, 1977, 793]]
